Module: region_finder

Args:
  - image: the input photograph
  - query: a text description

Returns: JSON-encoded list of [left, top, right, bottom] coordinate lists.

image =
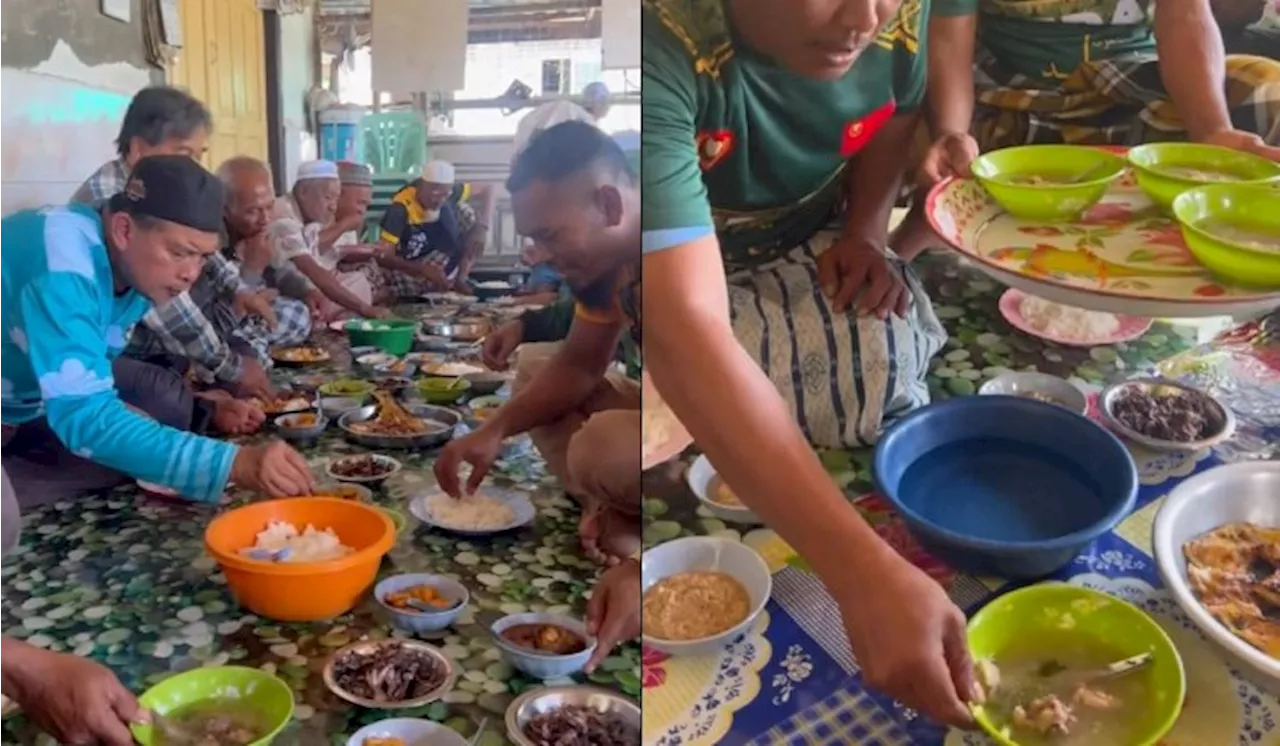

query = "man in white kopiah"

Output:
[[512, 81, 612, 157], [374, 159, 494, 297], [266, 160, 389, 320]]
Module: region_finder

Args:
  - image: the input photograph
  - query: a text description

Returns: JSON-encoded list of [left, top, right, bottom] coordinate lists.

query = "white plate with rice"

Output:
[[999, 289, 1152, 347], [408, 488, 536, 536]]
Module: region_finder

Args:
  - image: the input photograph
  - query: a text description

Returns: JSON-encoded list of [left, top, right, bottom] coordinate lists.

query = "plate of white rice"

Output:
[[408, 488, 535, 535], [1000, 289, 1152, 346]]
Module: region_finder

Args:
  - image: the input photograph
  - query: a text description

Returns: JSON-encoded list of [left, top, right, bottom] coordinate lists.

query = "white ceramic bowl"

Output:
[[978, 371, 1088, 415], [357, 352, 399, 371], [320, 396, 365, 419], [1153, 461, 1280, 693], [641, 536, 772, 656], [374, 573, 470, 635], [346, 717, 469, 746], [686, 455, 760, 524], [491, 613, 597, 679]]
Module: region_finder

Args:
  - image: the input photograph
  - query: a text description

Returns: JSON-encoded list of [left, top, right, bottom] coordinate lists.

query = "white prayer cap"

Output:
[[296, 159, 339, 182], [583, 81, 610, 102], [422, 160, 456, 184]]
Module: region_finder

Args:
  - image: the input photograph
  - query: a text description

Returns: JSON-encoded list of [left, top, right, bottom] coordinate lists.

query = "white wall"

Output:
[[1, 41, 152, 214], [275, 7, 318, 183]]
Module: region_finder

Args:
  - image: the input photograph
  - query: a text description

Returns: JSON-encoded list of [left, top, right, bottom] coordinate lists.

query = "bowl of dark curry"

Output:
[[1100, 378, 1236, 453], [505, 685, 640, 746], [490, 613, 596, 679], [322, 639, 456, 709]]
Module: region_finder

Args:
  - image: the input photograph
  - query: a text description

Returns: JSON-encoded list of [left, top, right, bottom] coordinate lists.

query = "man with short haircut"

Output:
[[73, 86, 282, 399], [436, 121, 642, 566]]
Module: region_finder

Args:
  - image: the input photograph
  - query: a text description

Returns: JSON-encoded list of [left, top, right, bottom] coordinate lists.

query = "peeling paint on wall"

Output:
[[1, 0, 156, 76]]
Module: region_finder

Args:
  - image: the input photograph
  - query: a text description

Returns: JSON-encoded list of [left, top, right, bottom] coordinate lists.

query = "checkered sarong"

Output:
[[973, 52, 1280, 149], [232, 297, 312, 365]]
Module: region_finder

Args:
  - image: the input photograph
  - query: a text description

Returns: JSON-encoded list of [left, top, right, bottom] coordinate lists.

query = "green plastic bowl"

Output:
[[415, 377, 471, 404], [1128, 143, 1280, 211], [1172, 184, 1280, 288], [970, 145, 1127, 222], [344, 319, 417, 356], [317, 378, 376, 401], [967, 583, 1185, 746], [131, 666, 294, 746]]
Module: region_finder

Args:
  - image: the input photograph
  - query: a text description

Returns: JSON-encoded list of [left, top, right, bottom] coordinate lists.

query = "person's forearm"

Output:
[[319, 217, 360, 252], [1156, 0, 1232, 140], [926, 14, 978, 136], [1, 637, 39, 696], [843, 113, 921, 243], [377, 254, 423, 276], [487, 349, 606, 438], [645, 313, 902, 584], [292, 256, 368, 313]]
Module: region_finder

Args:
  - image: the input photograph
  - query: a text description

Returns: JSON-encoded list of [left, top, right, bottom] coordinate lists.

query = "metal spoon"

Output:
[[468, 717, 489, 746], [993, 652, 1154, 707]]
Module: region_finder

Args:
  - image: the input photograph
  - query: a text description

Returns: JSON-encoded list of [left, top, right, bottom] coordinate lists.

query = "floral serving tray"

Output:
[[925, 176, 1280, 319]]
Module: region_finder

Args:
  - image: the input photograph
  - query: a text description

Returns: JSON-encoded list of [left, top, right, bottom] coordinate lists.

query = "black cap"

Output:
[[108, 154, 225, 233]]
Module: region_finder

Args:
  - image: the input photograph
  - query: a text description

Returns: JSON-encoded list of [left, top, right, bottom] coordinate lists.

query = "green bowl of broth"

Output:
[[131, 666, 294, 745], [967, 583, 1185, 746], [970, 145, 1127, 222], [1128, 143, 1280, 211], [1172, 184, 1280, 288]]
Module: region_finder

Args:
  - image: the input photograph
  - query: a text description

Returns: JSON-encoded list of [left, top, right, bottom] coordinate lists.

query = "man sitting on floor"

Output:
[[2, 156, 315, 506], [375, 161, 496, 299], [895, 0, 1280, 256], [267, 160, 388, 321], [434, 122, 642, 564], [72, 86, 305, 398]]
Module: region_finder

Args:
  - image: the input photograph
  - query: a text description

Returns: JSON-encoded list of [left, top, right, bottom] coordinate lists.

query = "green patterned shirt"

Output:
[[641, 0, 932, 264]]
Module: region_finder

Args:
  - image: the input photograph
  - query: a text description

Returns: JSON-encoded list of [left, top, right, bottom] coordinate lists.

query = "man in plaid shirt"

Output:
[[72, 86, 314, 397]]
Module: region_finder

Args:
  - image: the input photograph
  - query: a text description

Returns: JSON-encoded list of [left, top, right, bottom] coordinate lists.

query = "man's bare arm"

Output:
[[487, 317, 622, 439], [1155, 0, 1232, 140], [645, 236, 906, 587], [289, 254, 375, 315], [844, 113, 922, 245], [926, 14, 978, 138]]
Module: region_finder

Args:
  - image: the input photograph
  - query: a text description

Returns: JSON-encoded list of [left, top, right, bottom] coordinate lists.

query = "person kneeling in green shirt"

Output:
[[642, 0, 975, 729]]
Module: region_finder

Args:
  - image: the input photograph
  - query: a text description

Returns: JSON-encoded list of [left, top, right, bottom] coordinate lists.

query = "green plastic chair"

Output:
[[361, 112, 428, 178]]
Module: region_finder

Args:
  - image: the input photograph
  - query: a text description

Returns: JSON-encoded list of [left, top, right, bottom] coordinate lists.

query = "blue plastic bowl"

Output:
[[873, 396, 1137, 579], [374, 573, 469, 635]]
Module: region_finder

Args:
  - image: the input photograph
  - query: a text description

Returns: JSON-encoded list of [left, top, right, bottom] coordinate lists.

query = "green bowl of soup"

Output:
[[317, 378, 375, 402], [1128, 143, 1280, 211], [970, 145, 1127, 222], [1172, 184, 1280, 288], [415, 376, 471, 404], [344, 318, 417, 356], [131, 666, 294, 745], [967, 583, 1185, 746]]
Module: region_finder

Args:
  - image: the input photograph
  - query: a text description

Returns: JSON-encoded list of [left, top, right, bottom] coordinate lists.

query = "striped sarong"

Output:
[[726, 232, 947, 449]]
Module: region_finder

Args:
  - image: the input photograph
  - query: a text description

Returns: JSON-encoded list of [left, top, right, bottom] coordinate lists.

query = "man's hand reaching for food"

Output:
[[585, 559, 641, 673], [433, 426, 504, 497]]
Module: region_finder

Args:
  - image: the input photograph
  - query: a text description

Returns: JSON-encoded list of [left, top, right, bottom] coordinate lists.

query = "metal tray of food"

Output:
[[421, 318, 492, 342], [338, 402, 460, 449]]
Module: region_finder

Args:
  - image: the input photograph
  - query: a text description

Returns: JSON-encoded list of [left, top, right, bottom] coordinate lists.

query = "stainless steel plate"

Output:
[[338, 403, 460, 449], [422, 320, 492, 342], [504, 685, 640, 746]]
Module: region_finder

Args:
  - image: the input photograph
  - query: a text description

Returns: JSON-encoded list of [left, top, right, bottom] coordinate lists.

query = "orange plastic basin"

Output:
[[204, 497, 395, 622]]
